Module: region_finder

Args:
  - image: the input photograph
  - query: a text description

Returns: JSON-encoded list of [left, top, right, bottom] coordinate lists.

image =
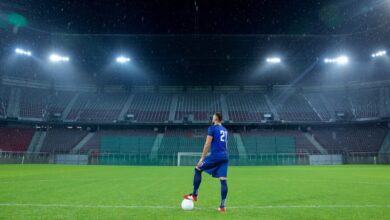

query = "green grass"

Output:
[[0, 165, 390, 220]]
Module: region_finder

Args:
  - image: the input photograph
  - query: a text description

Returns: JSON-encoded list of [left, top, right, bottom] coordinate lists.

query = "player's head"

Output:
[[212, 112, 223, 124]]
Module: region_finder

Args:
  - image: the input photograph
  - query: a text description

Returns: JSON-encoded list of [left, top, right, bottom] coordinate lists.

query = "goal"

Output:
[[177, 152, 203, 166]]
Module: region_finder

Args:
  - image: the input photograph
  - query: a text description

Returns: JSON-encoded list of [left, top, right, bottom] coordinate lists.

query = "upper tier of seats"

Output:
[[275, 94, 321, 122], [1, 84, 389, 123], [128, 94, 171, 122], [0, 86, 10, 117], [175, 94, 222, 121], [67, 93, 128, 122], [19, 87, 49, 118], [322, 90, 354, 118], [304, 93, 332, 121], [47, 91, 75, 117], [349, 88, 380, 118], [226, 93, 270, 122]]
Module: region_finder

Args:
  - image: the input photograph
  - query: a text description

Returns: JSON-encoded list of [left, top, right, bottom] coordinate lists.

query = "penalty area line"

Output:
[[0, 203, 389, 209]]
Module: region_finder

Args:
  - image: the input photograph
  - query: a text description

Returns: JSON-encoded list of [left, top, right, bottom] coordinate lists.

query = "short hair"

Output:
[[214, 112, 222, 121]]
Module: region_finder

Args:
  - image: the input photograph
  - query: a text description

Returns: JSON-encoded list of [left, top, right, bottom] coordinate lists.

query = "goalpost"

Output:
[[177, 152, 203, 166]]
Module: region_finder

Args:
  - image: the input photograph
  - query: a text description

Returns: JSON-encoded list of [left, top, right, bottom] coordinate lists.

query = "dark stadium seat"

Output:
[[0, 127, 35, 152], [0, 86, 10, 117], [240, 129, 319, 154], [322, 91, 354, 119], [19, 87, 50, 119], [349, 88, 380, 119], [46, 91, 75, 117], [274, 94, 321, 122], [81, 130, 157, 154], [40, 128, 88, 153], [158, 129, 239, 155], [127, 94, 171, 122], [311, 126, 387, 153], [67, 93, 127, 122], [226, 93, 269, 122], [175, 94, 221, 122], [304, 93, 332, 121]]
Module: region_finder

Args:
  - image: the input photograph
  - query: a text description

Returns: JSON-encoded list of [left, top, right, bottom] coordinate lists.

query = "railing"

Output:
[[1, 151, 389, 166]]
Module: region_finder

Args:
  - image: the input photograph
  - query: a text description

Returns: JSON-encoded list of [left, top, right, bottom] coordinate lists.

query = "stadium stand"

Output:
[[310, 126, 388, 152], [46, 90, 75, 118], [322, 90, 354, 119], [81, 130, 157, 154], [275, 94, 321, 122], [127, 93, 171, 122], [40, 128, 88, 153], [66, 92, 90, 121], [1, 80, 390, 124], [0, 86, 10, 117], [303, 93, 332, 121], [158, 130, 204, 154], [175, 94, 222, 121], [0, 127, 35, 152], [65, 92, 127, 122], [158, 129, 238, 155], [226, 93, 270, 122], [349, 88, 380, 118], [77, 93, 127, 123], [19, 87, 50, 119], [240, 129, 319, 154]]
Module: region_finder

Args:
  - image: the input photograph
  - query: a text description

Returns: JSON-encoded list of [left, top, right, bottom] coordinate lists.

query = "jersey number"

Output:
[[220, 130, 227, 142]]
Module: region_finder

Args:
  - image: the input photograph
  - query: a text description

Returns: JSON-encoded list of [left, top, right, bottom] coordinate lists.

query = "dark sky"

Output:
[[1, 0, 390, 86], [1, 0, 389, 35]]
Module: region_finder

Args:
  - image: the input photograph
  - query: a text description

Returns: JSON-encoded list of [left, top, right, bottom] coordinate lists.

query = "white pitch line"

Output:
[[0, 203, 389, 209], [228, 205, 390, 209], [0, 203, 178, 209]]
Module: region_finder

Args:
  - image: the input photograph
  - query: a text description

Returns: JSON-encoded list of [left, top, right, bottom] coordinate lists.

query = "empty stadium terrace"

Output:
[[1, 77, 390, 165], [1, 77, 390, 124]]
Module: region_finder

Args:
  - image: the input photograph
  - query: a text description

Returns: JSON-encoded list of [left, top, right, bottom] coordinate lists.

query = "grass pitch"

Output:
[[0, 165, 389, 220]]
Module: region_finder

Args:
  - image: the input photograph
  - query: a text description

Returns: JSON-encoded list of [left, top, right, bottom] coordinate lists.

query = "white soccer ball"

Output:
[[181, 199, 194, 211]]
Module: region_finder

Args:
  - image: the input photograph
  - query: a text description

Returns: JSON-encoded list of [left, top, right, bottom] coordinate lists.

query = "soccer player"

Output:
[[183, 112, 229, 212]]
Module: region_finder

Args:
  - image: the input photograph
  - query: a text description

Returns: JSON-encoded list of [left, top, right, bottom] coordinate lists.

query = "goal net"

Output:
[[177, 152, 203, 166]]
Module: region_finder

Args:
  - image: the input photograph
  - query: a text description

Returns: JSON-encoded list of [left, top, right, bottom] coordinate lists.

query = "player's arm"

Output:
[[197, 135, 212, 167]]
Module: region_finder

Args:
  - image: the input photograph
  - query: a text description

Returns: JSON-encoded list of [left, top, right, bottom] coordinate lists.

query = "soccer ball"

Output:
[[181, 199, 194, 211]]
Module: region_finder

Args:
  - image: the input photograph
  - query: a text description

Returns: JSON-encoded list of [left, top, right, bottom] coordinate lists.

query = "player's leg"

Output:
[[184, 157, 218, 201], [192, 167, 202, 199], [216, 160, 228, 212], [184, 167, 201, 201], [218, 176, 228, 212], [184, 157, 210, 201]]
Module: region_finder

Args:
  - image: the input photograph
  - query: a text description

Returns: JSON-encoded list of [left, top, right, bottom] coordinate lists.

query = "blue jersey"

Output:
[[207, 125, 228, 158]]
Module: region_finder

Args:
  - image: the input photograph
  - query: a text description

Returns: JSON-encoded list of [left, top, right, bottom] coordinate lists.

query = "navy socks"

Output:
[[192, 168, 202, 196], [220, 179, 228, 207]]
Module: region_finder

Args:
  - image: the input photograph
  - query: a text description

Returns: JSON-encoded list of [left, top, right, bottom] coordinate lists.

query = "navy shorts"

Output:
[[197, 156, 228, 178]]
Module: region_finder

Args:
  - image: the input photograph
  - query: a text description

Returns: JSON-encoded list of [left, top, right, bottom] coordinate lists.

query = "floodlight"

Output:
[[15, 48, 32, 56], [371, 50, 386, 58], [116, 56, 131, 63], [49, 54, 69, 62], [324, 55, 349, 65], [266, 57, 281, 63]]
